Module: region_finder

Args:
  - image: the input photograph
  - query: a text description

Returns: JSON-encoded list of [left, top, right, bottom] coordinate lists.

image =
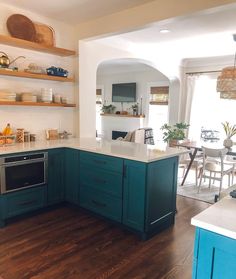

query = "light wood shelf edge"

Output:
[[0, 34, 76, 57], [149, 101, 168, 105], [0, 101, 76, 108], [0, 69, 75, 82], [100, 113, 145, 118]]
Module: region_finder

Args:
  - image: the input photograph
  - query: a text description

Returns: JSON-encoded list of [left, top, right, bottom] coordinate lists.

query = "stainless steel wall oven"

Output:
[[0, 152, 48, 194]]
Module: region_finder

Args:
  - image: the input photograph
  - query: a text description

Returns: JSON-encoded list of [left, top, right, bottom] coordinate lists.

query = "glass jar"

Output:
[[16, 128, 24, 143], [24, 131, 30, 142]]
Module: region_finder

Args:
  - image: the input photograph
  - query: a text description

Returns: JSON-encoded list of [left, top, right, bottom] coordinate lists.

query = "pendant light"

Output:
[[217, 34, 236, 99]]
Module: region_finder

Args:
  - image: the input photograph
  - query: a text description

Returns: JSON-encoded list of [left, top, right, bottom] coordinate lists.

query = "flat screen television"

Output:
[[112, 82, 136, 102]]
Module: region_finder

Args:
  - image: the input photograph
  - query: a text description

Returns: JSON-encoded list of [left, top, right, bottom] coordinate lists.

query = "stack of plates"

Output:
[[0, 91, 16, 102], [21, 93, 37, 102], [41, 89, 52, 103]]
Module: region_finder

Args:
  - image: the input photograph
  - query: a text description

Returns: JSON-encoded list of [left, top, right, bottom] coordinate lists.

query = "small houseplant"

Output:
[[222, 121, 236, 148], [101, 104, 116, 114], [161, 122, 190, 146]]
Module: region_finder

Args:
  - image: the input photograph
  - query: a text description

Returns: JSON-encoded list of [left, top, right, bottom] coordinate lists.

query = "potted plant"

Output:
[[222, 121, 236, 148], [101, 104, 116, 114], [161, 122, 190, 147]]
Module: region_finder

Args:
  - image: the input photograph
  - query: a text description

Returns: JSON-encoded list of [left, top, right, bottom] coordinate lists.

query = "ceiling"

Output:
[[98, 3, 236, 60], [0, 0, 154, 24]]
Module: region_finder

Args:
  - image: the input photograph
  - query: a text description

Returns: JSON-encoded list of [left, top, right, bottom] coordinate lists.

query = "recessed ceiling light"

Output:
[[160, 29, 170, 34]]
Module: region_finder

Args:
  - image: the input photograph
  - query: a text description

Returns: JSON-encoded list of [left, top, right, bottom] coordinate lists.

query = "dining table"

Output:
[[176, 140, 236, 186]]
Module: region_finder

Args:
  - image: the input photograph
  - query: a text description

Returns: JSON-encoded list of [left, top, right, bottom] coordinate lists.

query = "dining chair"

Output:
[[179, 150, 203, 186], [198, 146, 234, 197]]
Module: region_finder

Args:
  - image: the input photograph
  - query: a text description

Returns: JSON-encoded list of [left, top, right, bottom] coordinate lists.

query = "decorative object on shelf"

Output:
[[53, 94, 61, 104], [61, 97, 68, 104], [161, 122, 190, 147], [131, 103, 139, 116], [0, 51, 25, 68], [0, 91, 16, 102], [222, 121, 236, 148], [7, 14, 36, 42], [34, 22, 55, 46], [24, 63, 45, 74], [101, 104, 116, 114], [217, 34, 236, 99], [21, 92, 37, 102], [46, 66, 68, 77]]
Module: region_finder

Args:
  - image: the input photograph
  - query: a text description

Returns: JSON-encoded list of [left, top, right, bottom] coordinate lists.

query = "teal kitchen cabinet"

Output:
[[123, 160, 146, 231], [64, 148, 80, 204], [193, 228, 236, 279], [79, 151, 123, 222], [0, 186, 46, 227], [123, 156, 178, 239], [47, 148, 65, 205]]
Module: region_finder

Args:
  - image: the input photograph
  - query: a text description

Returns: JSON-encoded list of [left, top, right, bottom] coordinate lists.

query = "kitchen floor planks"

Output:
[[0, 196, 209, 279]]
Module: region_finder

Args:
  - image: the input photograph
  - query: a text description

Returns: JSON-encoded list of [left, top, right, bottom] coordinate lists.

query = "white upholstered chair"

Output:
[[179, 153, 203, 186], [198, 147, 234, 197]]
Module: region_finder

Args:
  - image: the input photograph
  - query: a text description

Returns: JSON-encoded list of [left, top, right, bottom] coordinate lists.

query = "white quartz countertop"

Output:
[[0, 137, 187, 163], [191, 196, 236, 240]]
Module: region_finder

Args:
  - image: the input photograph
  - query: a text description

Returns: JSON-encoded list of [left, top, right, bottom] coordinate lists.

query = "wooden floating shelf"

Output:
[[0, 69, 74, 82], [101, 113, 145, 118], [0, 101, 76, 108], [0, 34, 76, 57]]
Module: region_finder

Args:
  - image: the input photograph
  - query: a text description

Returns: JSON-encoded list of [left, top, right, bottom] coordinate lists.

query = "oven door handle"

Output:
[[2, 158, 47, 167]]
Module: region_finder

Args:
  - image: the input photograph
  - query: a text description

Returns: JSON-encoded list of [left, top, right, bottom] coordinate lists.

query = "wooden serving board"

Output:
[[34, 22, 55, 46], [7, 14, 36, 42]]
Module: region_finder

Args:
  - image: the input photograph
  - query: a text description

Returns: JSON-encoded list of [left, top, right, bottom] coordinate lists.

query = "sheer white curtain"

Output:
[[186, 73, 236, 140]]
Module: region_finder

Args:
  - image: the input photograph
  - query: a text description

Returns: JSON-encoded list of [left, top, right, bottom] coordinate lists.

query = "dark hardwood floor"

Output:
[[0, 196, 209, 279]]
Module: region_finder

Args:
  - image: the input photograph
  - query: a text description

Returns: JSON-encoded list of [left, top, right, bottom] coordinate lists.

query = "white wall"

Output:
[[79, 40, 181, 138], [0, 3, 77, 140], [97, 67, 169, 139]]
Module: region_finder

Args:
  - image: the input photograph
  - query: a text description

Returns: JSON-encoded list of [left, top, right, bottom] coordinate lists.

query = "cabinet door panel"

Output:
[[80, 151, 123, 173], [146, 157, 178, 231], [80, 167, 122, 197], [65, 148, 79, 204], [47, 149, 64, 205], [80, 186, 122, 222], [196, 229, 236, 279], [0, 186, 46, 218], [123, 160, 146, 232]]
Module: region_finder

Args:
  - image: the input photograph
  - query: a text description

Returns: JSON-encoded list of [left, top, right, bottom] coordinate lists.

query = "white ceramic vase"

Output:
[[223, 138, 233, 148]]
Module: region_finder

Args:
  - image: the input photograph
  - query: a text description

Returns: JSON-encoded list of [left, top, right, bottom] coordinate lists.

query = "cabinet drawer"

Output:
[[2, 186, 46, 218], [80, 167, 122, 197], [80, 186, 122, 222], [80, 151, 123, 173]]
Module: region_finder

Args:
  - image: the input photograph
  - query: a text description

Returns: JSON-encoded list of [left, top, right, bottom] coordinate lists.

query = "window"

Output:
[[148, 86, 169, 142], [188, 74, 236, 140]]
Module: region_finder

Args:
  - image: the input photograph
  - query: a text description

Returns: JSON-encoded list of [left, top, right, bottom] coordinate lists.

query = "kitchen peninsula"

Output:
[[0, 138, 186, 239], [191, 196, 236, 279]]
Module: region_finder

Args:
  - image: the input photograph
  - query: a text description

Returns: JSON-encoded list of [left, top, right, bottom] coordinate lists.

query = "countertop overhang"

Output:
[[0, 137, 187, 163], [191, 196, 236, 240]]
